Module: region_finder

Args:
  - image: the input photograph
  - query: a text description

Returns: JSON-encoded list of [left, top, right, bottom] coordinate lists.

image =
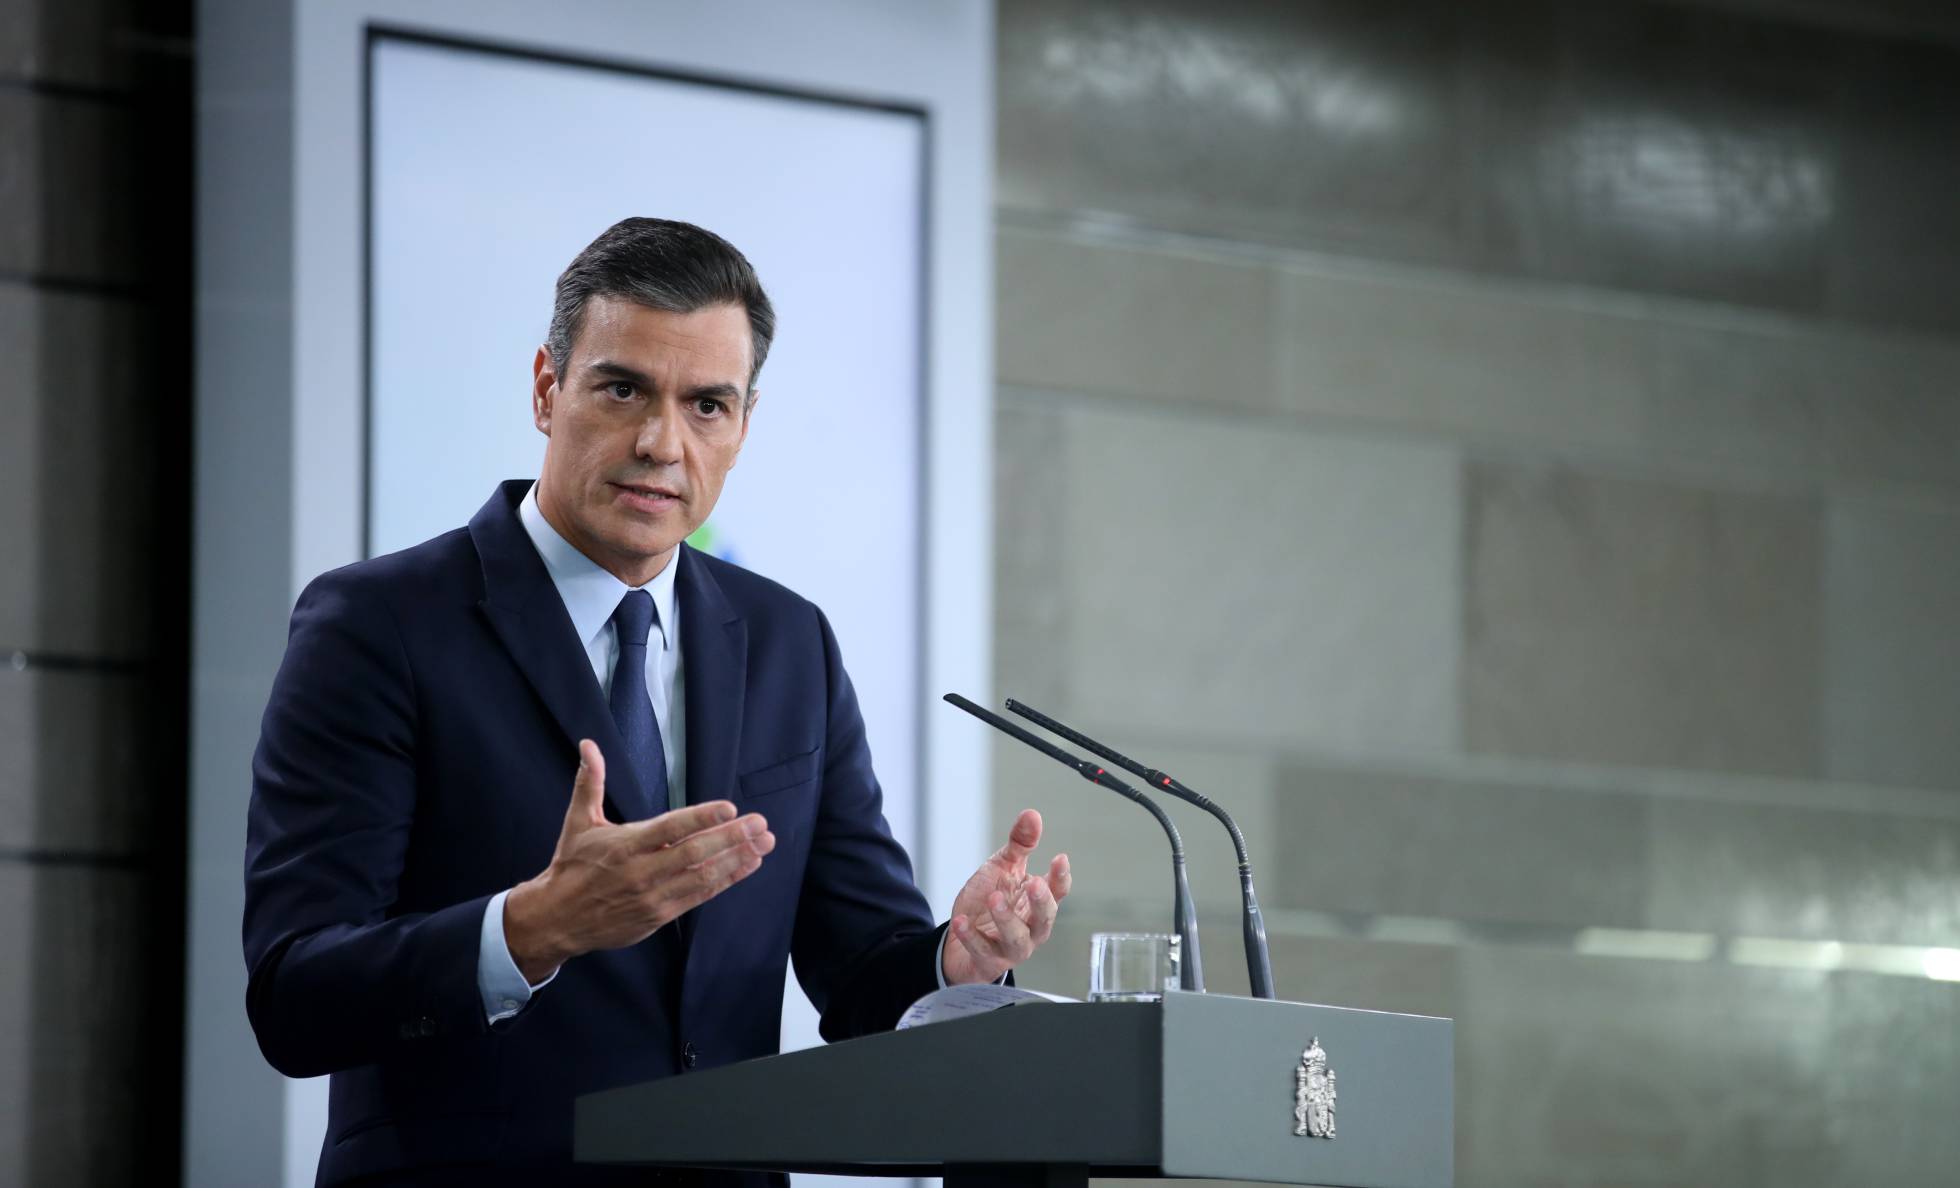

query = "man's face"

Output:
[[532, 296, 754, 586]]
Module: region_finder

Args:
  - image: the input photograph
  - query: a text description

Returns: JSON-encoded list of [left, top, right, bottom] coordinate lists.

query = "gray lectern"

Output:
[[576, 992, 1452, 1188]]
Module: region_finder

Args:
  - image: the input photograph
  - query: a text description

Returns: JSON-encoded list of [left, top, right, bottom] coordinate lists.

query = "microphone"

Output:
[[1004, 699, 1275, 1001], [942, 693, 1204, 993]]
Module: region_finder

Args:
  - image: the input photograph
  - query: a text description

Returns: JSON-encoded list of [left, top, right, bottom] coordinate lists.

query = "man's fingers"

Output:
[[622, 801, 743, 850], [661, 814, 771, 870], [1025, 873, 1060, 947], [631, 814, 773, 890], [657, 828, 774, 916], [984, 890, 1034, 959], [1046, 852, 1072, 902], [565, 740, 608, 831]]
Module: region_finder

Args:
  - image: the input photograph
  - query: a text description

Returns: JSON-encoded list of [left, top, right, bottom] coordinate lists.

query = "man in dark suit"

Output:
[[242, 218, 1071, 1186]]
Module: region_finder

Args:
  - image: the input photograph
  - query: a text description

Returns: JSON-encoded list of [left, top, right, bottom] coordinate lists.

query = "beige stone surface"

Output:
[[1456, 944, 1960, 1188], [1824, 497, 1960, 790], [1463, 461, 1823, 777], [1278, 261, 1960, 491], [993, 401, 1071, 714], [996, 227, 1277, 410], [1270, 761, 1650, 931], [1808, 332, 1960, 494], [1058, 404, 1461, 756], [1645, 791, 1960, 946], [1280, 266, 1795, 464]]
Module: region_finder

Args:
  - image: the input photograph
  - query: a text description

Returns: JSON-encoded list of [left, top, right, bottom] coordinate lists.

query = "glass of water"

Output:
[[1088, 932, 1181, 1002]]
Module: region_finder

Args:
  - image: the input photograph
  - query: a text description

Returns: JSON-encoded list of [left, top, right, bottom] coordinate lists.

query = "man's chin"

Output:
[[596, 526, 684, 567]]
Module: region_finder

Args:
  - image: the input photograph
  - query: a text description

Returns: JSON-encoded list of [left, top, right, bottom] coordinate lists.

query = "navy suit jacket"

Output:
[[243, 480, 942, 1185]]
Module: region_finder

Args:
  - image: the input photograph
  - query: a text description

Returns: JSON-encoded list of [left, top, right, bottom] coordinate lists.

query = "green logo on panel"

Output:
[[687, 521, 739, 565]]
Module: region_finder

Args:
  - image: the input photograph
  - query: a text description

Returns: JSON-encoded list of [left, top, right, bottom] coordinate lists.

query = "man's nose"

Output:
[[635, 404, 684, 464]]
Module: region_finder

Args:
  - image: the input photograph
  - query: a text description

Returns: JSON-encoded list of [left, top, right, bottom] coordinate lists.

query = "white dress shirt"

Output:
[[475, 482, 963, 1024]]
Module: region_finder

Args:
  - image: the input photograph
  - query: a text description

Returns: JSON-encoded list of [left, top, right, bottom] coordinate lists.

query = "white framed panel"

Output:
[[368, 34, 928, 853]]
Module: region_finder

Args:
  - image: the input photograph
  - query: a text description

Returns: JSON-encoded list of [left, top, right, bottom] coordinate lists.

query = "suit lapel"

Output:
[[677, 545, 747, 812], [675, 545, 748, 997], [469, 481, 655, 823]]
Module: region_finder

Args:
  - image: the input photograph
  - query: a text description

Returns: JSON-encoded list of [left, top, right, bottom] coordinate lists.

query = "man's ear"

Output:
[[532, 345, 558, 435]]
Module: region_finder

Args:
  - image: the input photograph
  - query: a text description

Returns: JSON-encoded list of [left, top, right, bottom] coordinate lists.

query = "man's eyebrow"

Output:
[[683, 381, 744, 402], [587, 360, 654, 387]]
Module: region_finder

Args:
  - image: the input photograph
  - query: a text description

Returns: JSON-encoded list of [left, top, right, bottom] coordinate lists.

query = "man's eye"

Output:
[[608, 382, 635, 400], [695, 399, 725, 416]]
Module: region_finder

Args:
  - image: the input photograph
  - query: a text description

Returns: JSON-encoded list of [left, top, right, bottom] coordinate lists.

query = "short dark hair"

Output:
[[546, 217, 776, 392]]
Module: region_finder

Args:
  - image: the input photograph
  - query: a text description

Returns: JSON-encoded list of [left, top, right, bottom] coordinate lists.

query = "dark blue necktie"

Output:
[[609, 589, 670, 819]]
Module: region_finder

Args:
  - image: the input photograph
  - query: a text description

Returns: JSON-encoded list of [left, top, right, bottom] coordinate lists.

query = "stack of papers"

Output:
[[896, 983, 1080, 1029]]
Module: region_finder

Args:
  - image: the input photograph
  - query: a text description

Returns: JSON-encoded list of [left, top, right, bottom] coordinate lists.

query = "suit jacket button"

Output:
[[681, 1041, 698, 1068]]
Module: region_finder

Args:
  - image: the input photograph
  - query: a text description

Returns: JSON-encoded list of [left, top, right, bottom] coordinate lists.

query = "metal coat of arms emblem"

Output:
[[1294, 1037, 1337, 1139]]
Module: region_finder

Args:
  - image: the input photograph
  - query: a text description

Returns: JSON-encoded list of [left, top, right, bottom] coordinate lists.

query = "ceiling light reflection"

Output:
[[1730, 937, 1844, 971], [1033, 23, 1404, 137], [1924, 948, 1960, 982], [1555, 113, 1833, 236], [1575, 927, 1717, 962]]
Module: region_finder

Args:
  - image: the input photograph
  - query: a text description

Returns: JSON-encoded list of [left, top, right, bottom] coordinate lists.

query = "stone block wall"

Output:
[[990, 2, 1960, 1184]]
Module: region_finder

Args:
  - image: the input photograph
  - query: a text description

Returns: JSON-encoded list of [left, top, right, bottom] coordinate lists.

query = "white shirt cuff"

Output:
[[479, 888, 557, 1023]]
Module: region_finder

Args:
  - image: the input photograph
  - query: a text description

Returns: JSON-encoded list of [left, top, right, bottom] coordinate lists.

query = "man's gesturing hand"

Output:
[[941, 808, 1071, 986], [503, 739, 775, 983]]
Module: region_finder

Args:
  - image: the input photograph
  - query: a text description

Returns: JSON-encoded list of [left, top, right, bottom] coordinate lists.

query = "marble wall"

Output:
[[990, 1, 1960, 1184]]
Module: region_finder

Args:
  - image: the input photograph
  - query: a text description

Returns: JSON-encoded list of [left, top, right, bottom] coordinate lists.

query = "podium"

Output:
[[576, 992, 1452, 1188]]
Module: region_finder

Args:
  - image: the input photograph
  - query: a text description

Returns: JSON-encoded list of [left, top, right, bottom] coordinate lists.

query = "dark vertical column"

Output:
[[0, 0, 193, 1183]]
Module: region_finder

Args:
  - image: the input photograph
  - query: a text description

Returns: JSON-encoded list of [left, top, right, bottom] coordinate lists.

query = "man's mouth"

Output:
[[609, 481, 682, 506]]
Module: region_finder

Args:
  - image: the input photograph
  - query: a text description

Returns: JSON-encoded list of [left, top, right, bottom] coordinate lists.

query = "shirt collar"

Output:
[[518, 480, 678, 652]]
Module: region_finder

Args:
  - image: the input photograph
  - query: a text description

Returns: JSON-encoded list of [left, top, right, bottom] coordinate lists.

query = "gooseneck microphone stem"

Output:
[[1004, 698, 1276, 1001], [942, 693, 1204, 993]]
